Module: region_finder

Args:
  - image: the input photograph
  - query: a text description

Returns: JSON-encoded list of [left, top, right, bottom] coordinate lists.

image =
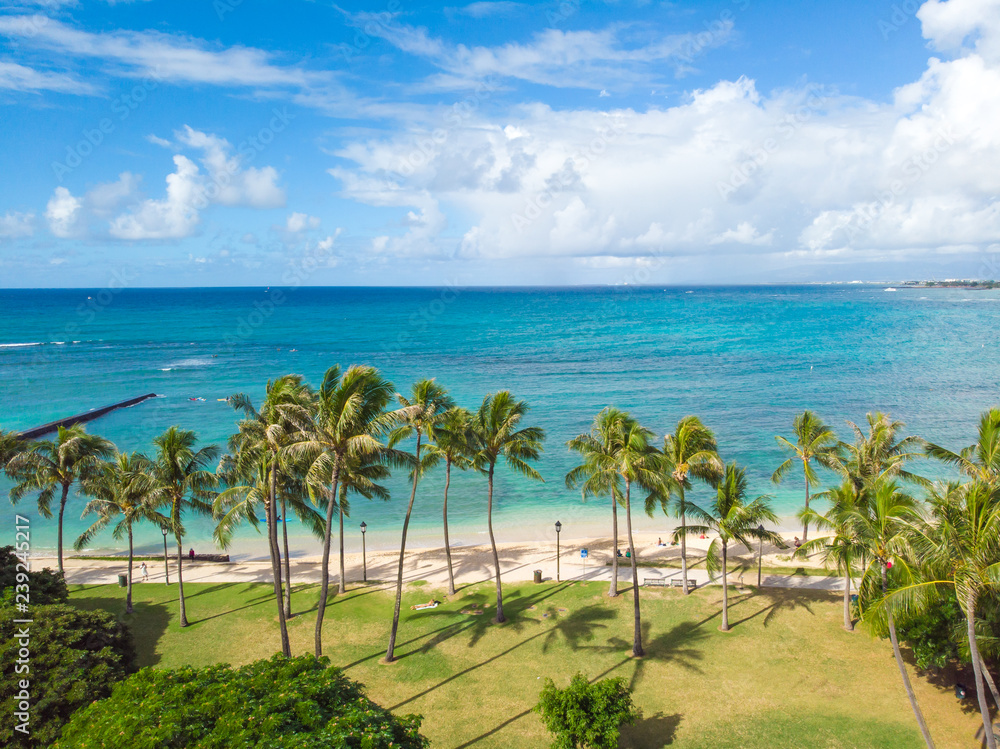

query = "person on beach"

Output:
[[140, 562, 148, 582], [189, 548, 195, 560]]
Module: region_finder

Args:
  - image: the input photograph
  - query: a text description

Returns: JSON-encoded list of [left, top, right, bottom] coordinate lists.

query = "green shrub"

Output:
[[55, 654, 429, 749], [1, 604, 135, 748], [0, 545, 68, 608], [534, 672, 639, 749]]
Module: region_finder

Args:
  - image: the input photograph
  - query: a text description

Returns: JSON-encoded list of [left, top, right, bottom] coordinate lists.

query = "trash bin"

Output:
[[533, 569, 543, 584], [117, 574, 128, 587]]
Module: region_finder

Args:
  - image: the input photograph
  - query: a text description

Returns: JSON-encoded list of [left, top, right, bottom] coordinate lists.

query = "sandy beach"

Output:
[[59, 529, 843, 591]]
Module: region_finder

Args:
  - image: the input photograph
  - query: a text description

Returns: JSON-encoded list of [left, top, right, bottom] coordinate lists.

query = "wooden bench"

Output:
[[643, 578, 668, 587]]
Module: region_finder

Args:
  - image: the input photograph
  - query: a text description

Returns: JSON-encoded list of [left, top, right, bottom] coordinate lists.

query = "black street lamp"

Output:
[[162, 527, 170, 585], [555, 521, 562, 582], [360, 522, 367, 583], [757, 524, 765, 588]]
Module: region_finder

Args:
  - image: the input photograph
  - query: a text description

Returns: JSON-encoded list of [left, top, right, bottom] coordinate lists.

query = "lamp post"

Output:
[[162, 527, 170, 585], [757, 524, 764, 588], [555, 521, 562, 582], [360, 522, 367, 583]]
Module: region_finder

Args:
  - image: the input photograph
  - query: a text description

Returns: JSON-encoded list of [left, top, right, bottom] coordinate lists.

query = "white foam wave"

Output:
[[0, 342, 42, 348]]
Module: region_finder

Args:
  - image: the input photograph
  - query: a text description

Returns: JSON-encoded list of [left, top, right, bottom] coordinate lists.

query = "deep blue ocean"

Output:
[[1, 285, 997, 559]]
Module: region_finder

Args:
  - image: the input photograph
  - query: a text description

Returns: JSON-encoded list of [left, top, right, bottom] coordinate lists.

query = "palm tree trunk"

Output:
[[487, 462, 504, 624], [387, 433, 421, 663], [281, 495, 291, 619], [444, 459, 455, 597], [802, 460, 810, 542], [883, 564, 935, 749], [981, 655, 1000, 711], [126, 527, 134, 615], [843, 570, 853, 632], [176, 535, 187, 627], [57, 483, 69, 574], [267, 464, 291, 657], [967, 595, 997, 749], [720, 542, 730, 631], [314, 459, 341, 658], [678, 486, 689, 596], [624, 480, 642, 657], [609, 492, 619, 598], [338, 485, 346, 596]]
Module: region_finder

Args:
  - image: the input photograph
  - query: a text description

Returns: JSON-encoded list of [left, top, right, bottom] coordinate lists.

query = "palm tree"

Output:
[[659, 416, 722, 594], [0, 429, 24, 470], [290, 365, 400, 658], [772, 410, 839, 542], [75, 451, 168, 614], [150, 426, 219, 628], [8, 424, 114, 573], [385, 379, 454, 663], [838, 412, 926, 491], [683, 463, 783, 632], [422, 407, 474, 596], [871, 481, 1000, 749], [925, 407, 1000, 487], [331, 452, 391, 594], [472, 391, 545, 626], [225, 375, 313, 654], [567, 407, 631, 599], [848, 479, 936, 749], [796, 480, 866, 631]]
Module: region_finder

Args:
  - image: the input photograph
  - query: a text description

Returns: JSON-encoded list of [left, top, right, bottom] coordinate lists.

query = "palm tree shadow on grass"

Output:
[[726, 587, 825, 629]]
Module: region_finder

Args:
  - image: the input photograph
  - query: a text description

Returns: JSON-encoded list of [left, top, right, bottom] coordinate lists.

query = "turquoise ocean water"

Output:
[[0, 285, 997, 560]]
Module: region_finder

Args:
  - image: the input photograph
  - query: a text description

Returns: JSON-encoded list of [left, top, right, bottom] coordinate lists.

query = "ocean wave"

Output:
[[164, 357, 215, 369], [0, 342, 42, 348]]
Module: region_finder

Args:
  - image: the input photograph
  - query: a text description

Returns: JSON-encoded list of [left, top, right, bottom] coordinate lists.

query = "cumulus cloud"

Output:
[[285, 212, 320, 232], [0, 211, 35, 239], [325, 1, 1000, 274], [46, 187, 82, 238]]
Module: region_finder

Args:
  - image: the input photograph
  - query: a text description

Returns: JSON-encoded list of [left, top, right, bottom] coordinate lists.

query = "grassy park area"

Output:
[[68, 580, 981, 749]]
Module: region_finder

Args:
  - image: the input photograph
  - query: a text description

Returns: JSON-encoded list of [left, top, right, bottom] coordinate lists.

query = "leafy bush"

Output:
[[55, 654, 429, 749], [895, 589, 963, 670], [0, 604, 135, 748], [0, 545, 68, 608], [534, 672, 639, 749]]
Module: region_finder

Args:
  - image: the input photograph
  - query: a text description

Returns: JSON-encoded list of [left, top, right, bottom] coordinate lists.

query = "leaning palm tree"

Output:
[[225, 375, 313, 654], [385, 379, 454, 663], [567, 407, 631, 599], [422, 407, 474, 596], [150, 426, 219, 628], [925, 407, 1000, 487], [472, 391, 545, 625], [796, 480, 866, 631], [659, 416, 722, 593], [75, 451, 168, 614], [8, 424, 114, 573], [290, 365, 400, 658], [848, 479, 935, 749], [772, 410, 840, 541], [870, 480, 1000, 749], [682, 463, 783, 632]]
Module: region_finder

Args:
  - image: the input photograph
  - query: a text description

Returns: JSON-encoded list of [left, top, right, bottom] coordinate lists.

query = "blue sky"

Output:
[[1, 0, 998, 286]]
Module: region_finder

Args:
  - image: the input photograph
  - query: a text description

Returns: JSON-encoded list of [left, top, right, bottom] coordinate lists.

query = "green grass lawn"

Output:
[[69, 580, 981, 748]]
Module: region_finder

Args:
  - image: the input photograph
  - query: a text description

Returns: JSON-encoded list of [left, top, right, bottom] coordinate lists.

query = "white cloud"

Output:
[[146, 134, 172, 147], [46, 187, 81, 238], [286, 212, 320, 232], [710, 222, 774, 246], [452, 2, 523, 18], [0, 61, 98, 94], [0, 211, 35, 239]]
